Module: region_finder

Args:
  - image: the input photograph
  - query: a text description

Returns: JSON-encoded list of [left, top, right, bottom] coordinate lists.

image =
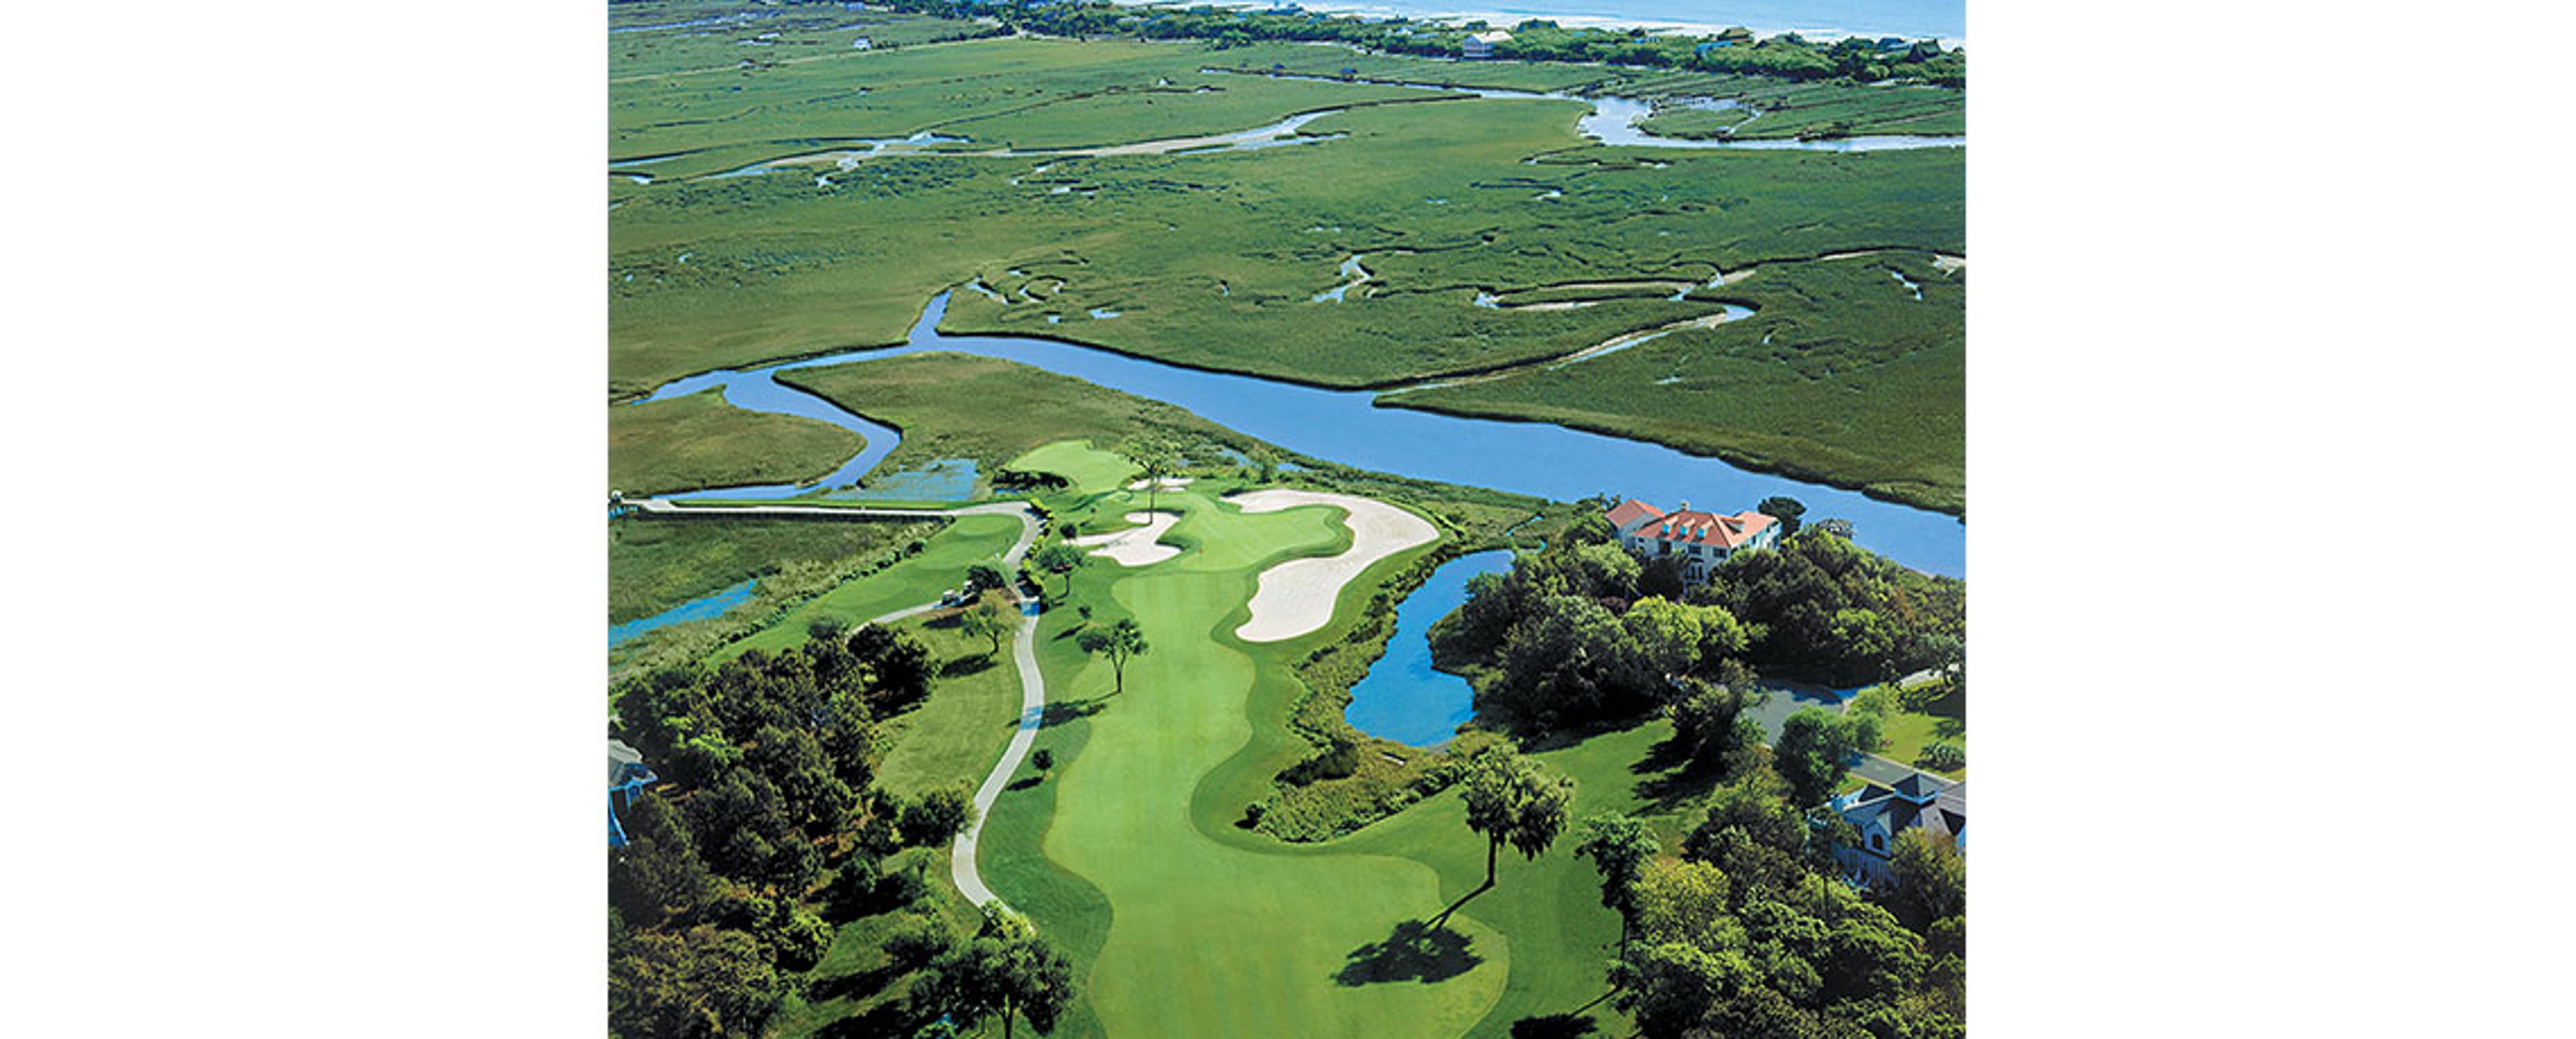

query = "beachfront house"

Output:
[[1605, 498, 1781, 585], [1831, 773, 1966, 887], [608, 739, 658, 848], [1462, 30, 1511, 60]]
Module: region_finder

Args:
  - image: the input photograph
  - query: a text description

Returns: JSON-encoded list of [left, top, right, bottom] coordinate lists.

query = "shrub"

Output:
[[1918, 741, 1965, 770]]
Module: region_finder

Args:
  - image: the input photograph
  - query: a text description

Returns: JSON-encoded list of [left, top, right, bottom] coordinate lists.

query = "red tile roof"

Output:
[[1604, 498, 1666, 531], [1639, 508, 1776, 549]]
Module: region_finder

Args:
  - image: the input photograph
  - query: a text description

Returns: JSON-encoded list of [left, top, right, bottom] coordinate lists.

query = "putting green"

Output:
[[1016, 486, 1512, 1036], [1008, 439, 1138, 494]]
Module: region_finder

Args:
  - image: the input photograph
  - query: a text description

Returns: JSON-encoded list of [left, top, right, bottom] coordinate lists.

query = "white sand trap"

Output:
[[1232, 490, 1438, 643], [1068, 510, 1182, 567], [1930, 253, 1967, 276], [1124, 476, 1196, 491]]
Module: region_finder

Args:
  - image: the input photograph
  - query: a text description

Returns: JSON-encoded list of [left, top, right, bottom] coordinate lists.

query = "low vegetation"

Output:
[[609, 512, 930, 625], [609, 386, 868, 497]]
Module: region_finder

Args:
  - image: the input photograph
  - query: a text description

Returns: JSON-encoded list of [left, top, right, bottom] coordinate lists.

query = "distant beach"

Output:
[[1112, 0, 1966, 47]]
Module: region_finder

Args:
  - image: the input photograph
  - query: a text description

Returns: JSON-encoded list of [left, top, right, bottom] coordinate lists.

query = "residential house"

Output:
[[1604, 498, 1780, 585], [1831, 773, 1965, 887], [608, 739, 658, 848], [1462, 30, 1511, 60]]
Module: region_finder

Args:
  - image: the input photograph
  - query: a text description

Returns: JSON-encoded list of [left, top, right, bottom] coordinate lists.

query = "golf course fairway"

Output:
[[1020, 484, 1514, 1036]]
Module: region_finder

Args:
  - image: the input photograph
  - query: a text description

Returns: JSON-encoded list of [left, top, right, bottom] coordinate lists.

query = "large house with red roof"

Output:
[[1604, 498, 1781, 585]]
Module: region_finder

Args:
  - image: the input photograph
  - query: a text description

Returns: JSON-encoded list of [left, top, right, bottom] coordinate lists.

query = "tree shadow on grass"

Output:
[[1006, 774, 1042, 792], [1511, 1013, 1600, 1038], [1036, 695, 1111, 728], [939, 653, 996, 677], [1633, 758, 1728, 818], [805, 963, 902, 1006], [812, 1000, 916, 1039], [1334, 919, 1481, 987]]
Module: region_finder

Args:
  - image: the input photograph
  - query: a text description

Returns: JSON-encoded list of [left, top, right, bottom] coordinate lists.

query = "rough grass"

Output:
[[775, 352, 1258, 490], [718, 512, 1023, 659], [610, 28, 1964, 508], [607, 512, 929, 624], [608, 386, 867, 496], [1391, 250, 1966, 513]]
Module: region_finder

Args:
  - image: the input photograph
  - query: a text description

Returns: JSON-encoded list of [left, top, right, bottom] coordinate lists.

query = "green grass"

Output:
[[774, 352, 1259, 492], [610, 27, 1964, 509], [608, 386, 867, 496], [607, 512, 930, 624], [1391, 250, 1966, 512], [718, 512, 1023, 659], [873, 595, 1029, 799], [1873, 708, 1968, 779], [1006, 439, 1136, 494]]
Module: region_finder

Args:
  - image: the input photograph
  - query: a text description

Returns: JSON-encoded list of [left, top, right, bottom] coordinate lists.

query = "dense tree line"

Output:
[[1701, 530, 1966, 689], [1428, 526, 1757, 749], [1590, 765, 1966, 1038], [608, 626, 1074, 1037], [853, 1, 1964, 86]]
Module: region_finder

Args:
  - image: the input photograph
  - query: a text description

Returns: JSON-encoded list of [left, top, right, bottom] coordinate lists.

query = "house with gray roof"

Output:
[[1831, 772, 1964, 887], [608, 739, 658, 848]]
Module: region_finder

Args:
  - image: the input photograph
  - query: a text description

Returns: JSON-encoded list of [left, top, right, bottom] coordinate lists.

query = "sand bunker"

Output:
[[1125, 476, 1196, 491], [1068, 511, 1182, 567], [1232, 490, 1438, 643]]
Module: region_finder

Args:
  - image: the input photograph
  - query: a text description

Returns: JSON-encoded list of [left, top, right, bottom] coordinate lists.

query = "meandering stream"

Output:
[[627, 292, 1963, 576]]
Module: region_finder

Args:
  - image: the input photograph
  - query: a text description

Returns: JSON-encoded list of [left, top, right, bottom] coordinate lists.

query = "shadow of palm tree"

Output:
[[1334, 919, 1481, 987], [1036, 695, 1111, 728]]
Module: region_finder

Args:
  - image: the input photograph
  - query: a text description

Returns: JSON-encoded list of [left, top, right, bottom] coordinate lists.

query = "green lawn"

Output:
[[873, 595, 1029, 799], [1874, 708, 1968, 779], [1006, 439, 1136, 494], [718, 512, 1022, 659], [608, 386, 867, 497]]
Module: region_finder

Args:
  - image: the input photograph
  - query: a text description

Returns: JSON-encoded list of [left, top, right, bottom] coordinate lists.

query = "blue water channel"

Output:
[[609, 580, 757, 648], [626, 291, 1964, 576], [1345, 550, 1517, 745]]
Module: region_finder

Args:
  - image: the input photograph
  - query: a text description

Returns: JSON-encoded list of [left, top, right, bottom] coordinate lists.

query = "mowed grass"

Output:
[[718, 512, 1022, 659], [608, 386, 867, 496], [873, 596, 1028, 800], [608, 512, 930, 624], [1007, 439, 1136, 494], [1014, 485, 1511, 1038]]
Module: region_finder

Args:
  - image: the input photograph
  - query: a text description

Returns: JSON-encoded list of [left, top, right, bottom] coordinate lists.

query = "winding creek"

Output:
[[616, 68, 1964, 182], [627, 292, 1964, 576]]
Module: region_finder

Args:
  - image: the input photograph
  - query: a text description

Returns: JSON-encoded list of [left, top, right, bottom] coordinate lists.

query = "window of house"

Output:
[[1870, 832, 1885, 853]]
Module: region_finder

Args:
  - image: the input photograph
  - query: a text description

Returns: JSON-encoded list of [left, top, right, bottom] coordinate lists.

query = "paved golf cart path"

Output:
[[629, 498, 1045, 907]]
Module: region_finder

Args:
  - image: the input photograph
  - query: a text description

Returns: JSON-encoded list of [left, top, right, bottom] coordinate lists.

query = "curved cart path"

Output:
[[628, 497, 1044, 908]]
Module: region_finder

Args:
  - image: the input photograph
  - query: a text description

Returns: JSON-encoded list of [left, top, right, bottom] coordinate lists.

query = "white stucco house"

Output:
[[1605, 498, 1780, 585], [1462, 30, 1511, 59]]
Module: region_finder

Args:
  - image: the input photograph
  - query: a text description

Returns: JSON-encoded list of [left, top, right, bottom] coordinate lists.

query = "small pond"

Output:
[[1344, 550, 1516, 746]]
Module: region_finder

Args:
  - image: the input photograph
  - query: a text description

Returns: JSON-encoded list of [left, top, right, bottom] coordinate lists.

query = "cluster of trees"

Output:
[[1577, 766, 1966, 1038], [859, 1, 1964, 86], [608, 626, 1075, 1036], [1430, 533, 1757, 748], [1704, 529, 1966, 688]]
